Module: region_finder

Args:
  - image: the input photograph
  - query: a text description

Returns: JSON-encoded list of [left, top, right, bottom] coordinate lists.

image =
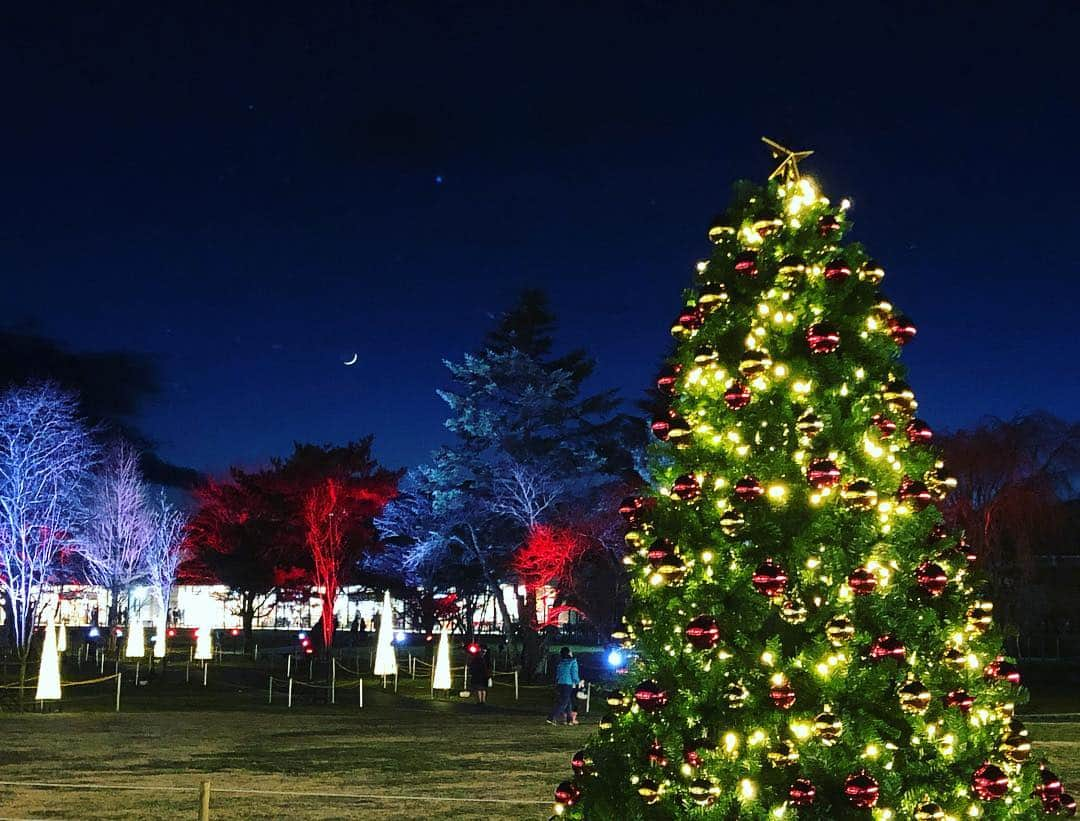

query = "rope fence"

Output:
[[0, 778, 549, 820]]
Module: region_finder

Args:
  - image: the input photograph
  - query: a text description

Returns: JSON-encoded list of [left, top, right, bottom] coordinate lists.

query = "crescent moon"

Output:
[[343, 353, 358, 366]]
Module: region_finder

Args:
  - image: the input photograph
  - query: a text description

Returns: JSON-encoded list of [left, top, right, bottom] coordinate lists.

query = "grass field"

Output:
[[1, 653, 1078, 820]]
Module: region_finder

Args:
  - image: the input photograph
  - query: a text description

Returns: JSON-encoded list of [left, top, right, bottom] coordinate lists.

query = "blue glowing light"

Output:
[[297, 631, 307, 641], [606, 649, 625, 668], [88, 627, 100, 638], [394, 630, 406, 643]]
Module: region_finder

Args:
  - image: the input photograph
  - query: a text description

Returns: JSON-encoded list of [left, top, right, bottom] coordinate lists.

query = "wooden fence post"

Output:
[[199, 780, 211, 821]]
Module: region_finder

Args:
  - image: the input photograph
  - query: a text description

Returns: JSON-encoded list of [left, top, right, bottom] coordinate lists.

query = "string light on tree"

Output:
[[548, 140, 1068, 819]]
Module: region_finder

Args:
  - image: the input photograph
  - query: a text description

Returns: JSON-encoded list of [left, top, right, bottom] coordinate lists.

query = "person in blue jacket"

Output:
[[547, 646, 581, 726]]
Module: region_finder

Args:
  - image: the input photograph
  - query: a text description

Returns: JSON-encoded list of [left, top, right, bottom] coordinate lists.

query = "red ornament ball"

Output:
[[906, 419, 934, 444], [916, 561, 948, 596], [806, 458, 841, 489], [734, 475, 764, 501], [806, 322, 841, 354], [984, 657, 1022, 686], [956, 537, 978, 564], [646, 739, 668, 767], [671, 474, 701, 502], [849, 567, 878, 595], [824, 257, 852, 282], [554, 780, 581, 806], [682, 738, 713, 769], [889, 313, 918, 345], [570, 750, 591, 777], [646, 539, 679, 570], [685, 615, 721, 650], [734, 250, 758, 277], [1043, 793, 1077, 817], [752, 559, 788, 597], [944, 688, 975, 713], [898, 478, 933, 510], [818, 214, 841, 236], [633, 680, 669, 712], [769, 682, 797, 710], [671, 306, 703, 337], [789, 779, 817, 806], [869, 634, 906, 662], [872, 413, 898, 437], [656, 364, 681, 397], [618, 496, 644, 522], [1036, 765, 1063, 801], [844, 771, 880, 809], [724, 382, 752, 410], [971, 763, 1009, 801]]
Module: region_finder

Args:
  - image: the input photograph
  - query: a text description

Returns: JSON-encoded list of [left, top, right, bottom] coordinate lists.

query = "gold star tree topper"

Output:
[[762, 137, 814, 182]]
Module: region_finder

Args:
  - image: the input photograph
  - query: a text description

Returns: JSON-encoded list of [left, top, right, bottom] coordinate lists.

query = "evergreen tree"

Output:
[[552, 149, 1071, 820]]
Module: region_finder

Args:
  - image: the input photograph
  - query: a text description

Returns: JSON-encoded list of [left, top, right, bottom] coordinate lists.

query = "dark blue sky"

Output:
[[4, 1, 1078, 474]]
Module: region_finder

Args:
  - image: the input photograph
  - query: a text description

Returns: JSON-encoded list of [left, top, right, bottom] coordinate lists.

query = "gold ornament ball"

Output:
[[637, 778, 661, 805], [1001, 733, 1032, 763], [725, 681, 749, 708], [914, 801, 945, 820], [780, 599, 808, 624], [766, 739, 800, 767], [813, 712, 843, 745], [898, 680, 932, 714], [841, 478, 878, 510], [826, 615, 856, 646], [688, 779, 718, 807]]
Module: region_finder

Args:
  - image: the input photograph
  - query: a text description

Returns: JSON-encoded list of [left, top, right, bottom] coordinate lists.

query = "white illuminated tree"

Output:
[[79, 442, 153, 634], [145, 489, 188, 659], [0, 383, 96, 691]]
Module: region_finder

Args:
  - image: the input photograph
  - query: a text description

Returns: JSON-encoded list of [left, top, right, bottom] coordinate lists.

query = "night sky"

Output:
[[4, 2, 1078, 475]]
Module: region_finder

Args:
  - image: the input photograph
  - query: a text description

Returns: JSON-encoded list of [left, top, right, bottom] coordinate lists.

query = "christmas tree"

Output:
[[552, 141, 1073, 820]]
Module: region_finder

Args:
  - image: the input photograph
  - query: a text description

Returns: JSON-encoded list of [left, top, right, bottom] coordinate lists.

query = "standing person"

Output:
[[350, 614, 359, 646], [467, 644, 491, 705], [547, 647, 580, 726]]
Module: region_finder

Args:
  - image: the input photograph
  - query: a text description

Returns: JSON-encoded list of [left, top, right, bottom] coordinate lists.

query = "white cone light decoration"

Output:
[[154, 613, 167, 659], [432, 625, 452, 690], [373, 590, 397, 676], [35, 616, 62, 701], [125, 616, 145, 658], [56, 622, 67, 654], [194, 620, 213, 661]]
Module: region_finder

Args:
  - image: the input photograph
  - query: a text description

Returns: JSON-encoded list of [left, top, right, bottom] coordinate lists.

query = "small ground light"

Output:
[[167, 628, 176, 637], [297, 631, 307, 641], [88, 627, 100, 638], [115, 628, 124, 637], [230, 628, 240, 636], [395, 630, 406, 643], [467, 642, 481, 655], [607, 649, 625, 668]]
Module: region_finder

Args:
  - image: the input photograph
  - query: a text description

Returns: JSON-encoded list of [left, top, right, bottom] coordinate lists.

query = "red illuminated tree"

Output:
[[512, 523, 587, 596], [187, 471, 300, 643], [276, 439, 399, 649], [303, 477, 395, 648]]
